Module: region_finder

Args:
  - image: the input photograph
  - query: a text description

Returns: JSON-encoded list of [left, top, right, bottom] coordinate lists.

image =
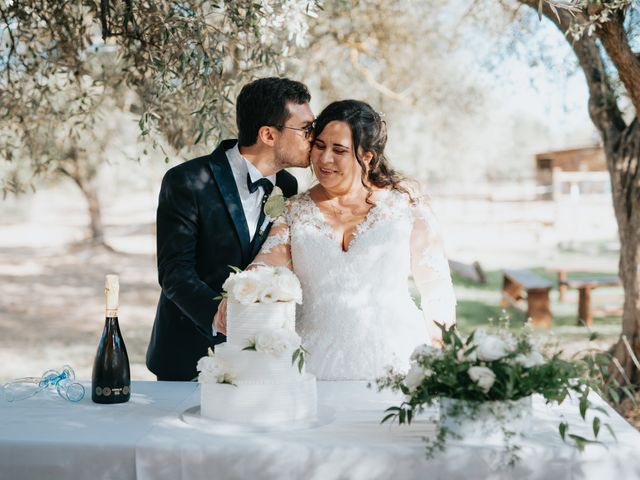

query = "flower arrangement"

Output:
[[221, 265, 302, 305], [243, 328, 308, 373], [376, 320, 618, 466], [196, 348, 236, 386]]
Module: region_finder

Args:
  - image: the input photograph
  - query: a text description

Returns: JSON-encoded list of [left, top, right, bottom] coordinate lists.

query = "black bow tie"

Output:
[[246, 173, 274, 195]]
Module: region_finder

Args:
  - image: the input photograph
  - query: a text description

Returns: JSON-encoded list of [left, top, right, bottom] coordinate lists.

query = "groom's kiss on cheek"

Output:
[[273, 101, 315, 169]]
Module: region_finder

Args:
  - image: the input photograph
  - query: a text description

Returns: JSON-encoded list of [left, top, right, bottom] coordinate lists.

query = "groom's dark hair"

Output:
[[236, 77, 311, 147]]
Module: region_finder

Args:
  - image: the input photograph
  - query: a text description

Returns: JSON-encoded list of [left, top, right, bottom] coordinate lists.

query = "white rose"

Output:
[[196, 356, 227, 383], [283, 329, 303, 350], [502, 332, 518, 351], [474, 332, 511, 362], [229, 272, 261, 304], [467, 366, 496, 393], [404, 363, 433, 392], [254, 266, 275, 282], [221, 272, 237, 294], [514, 350, 545, 368], [270, 270, 303, 303], [255, 328, 301, 356], [217, 371, 236, 384], [258, 284, 277, 303], [273, 266, 291, 276], [410, 344, 440, 361]]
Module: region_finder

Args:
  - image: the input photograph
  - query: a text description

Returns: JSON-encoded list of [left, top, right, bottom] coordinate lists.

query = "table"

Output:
[[501, 269, 554, 326], [564, 277, 623, 326], [1, 381, 640, 479]]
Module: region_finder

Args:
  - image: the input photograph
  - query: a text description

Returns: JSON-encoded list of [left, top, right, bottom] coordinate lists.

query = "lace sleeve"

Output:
[[252, 211, 292, 268], [410, 194, 456, 339]]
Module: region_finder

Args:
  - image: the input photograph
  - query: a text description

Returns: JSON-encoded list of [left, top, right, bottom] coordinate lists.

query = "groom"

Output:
[[146, 77, 314, 381]]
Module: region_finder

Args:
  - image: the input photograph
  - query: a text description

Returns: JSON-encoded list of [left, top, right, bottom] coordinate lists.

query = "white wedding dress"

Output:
[[255, 188, 456, 380]]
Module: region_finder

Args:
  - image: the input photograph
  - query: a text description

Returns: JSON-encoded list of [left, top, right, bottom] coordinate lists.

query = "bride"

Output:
[[219, 99, 456, 380]]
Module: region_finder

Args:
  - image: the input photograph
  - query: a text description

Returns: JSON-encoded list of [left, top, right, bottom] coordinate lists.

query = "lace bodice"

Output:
[[254, 188, 456, 380]]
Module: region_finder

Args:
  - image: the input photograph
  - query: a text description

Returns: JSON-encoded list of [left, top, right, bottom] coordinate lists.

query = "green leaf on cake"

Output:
[[292, 347, 306, 373], [243, 337, 257, 351]]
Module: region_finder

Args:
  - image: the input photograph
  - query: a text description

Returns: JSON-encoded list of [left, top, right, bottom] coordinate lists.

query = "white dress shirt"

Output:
[[213, 144, 275, 337], [225, 143, 276, 239]]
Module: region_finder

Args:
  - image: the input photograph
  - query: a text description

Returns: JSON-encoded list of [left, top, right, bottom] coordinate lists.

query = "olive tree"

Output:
[[0, 0, 318, 243]]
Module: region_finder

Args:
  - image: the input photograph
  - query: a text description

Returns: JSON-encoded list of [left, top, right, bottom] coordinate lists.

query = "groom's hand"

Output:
[[213, 299, 228, 336]]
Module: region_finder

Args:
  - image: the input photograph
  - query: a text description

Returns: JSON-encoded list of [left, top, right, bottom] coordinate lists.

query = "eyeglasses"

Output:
[[273, 123, 315, 139]]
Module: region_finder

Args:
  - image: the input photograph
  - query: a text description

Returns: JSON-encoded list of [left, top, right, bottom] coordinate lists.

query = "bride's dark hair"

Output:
[[312, 99, 413, 205]]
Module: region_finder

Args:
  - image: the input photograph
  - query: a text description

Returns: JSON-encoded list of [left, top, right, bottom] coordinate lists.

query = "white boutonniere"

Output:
[[258, 186, 286, 235]]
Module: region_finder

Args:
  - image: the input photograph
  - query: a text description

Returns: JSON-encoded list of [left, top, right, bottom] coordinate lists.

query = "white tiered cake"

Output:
[[197, 267, 317, 426]]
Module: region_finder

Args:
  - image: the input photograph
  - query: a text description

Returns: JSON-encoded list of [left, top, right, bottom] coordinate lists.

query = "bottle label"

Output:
[[95, 386, 129, 397]]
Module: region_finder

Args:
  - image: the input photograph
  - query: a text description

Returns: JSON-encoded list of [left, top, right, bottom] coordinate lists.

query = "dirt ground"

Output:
[[0, 184, 160, 382], [0, 243, 159, 381]]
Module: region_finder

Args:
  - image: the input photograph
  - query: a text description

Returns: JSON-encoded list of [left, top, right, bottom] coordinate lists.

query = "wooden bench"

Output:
[[449, 259, 487, 284], [501, 269, 554, 326], [546, 267, 599, 302], [564, 276, 623, 327]]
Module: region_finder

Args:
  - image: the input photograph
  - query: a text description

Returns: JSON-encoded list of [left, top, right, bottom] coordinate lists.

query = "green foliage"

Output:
[[376, 320, 623, 465], [0, 1, 319, 192]]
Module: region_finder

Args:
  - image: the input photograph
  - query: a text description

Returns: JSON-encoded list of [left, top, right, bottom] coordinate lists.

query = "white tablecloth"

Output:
[[0, 381, 639, 480]]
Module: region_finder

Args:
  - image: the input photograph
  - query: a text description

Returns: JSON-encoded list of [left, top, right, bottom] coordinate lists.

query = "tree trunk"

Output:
[[57, 156, 107, 247], [78, 180, 105, 245], [608, 120, 640, 383], [520, 0, 640, 385]]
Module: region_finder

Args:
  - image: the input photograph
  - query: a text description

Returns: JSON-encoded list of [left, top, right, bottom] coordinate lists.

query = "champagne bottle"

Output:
[[92, 274, 131, 404]]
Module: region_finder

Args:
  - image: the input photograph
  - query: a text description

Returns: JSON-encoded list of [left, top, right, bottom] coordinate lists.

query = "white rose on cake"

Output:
[[270, 267, 303, 303], [227, 270, 262, 304], [255, 328, 301, 356], [221, 272, 238, 296], [196, 355, 228, 383], [221, 265, 303, 304]]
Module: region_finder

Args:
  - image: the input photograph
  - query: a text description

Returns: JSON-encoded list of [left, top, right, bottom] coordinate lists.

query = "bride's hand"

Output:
[[213, 298, 228, 336], [426, 322, 444, 348]]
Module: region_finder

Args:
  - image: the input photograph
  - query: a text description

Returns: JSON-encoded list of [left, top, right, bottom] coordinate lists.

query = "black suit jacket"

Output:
[[146, 139, 298, 380]]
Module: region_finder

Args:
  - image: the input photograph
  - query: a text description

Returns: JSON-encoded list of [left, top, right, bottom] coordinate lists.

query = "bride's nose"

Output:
[[318, 149, 334, 165]]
